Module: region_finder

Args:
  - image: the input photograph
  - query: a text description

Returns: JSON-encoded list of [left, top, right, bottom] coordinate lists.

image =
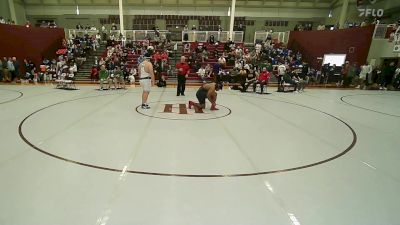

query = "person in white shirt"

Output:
[[234, 60, 243, 70], [218, 56, 226, 68], [197, 65, 207, 83], [359, 63, 372, 87], [121, 35, 127, 47], [277, 63, 287, 90], [129, 67, 137, 84]]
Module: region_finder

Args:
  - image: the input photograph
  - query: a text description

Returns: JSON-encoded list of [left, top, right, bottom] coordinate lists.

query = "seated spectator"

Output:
[[218, 68, 231, 83], [129, 67, 137, 84], [252, 67, 270, 94], [283, 72, 298, 92], [218, 55, 226, 68], [114, 66, 125, 89], [201, 49, 209, 63], [197, 65, 207, 83]]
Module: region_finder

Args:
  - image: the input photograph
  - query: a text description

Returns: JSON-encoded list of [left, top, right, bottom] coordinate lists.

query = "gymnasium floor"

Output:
[[0, 84, 399, 225]]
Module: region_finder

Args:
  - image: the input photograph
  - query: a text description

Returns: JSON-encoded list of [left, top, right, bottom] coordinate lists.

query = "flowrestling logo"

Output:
[[136, 101, 231, 120], [357, 0, 384, 17]]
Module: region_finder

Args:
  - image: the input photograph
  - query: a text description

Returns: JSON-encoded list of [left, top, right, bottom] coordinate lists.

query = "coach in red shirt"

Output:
[[176, 56, 190, 96], [253, 67, 270, 94]]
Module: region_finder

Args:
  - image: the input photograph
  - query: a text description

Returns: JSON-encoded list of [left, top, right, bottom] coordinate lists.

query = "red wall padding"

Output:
[[288, 25, 375, 69], [0, 24, 65, 71]]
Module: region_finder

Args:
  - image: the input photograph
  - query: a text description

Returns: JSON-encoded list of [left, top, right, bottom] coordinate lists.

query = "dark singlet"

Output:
[[196, 84, 212, 104]]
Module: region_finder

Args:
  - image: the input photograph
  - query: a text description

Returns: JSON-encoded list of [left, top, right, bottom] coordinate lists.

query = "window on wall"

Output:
[[99, 15, 120, 25], [265, 20, 289, 27]]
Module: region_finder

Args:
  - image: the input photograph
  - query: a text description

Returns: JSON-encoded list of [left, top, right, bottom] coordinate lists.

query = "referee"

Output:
[[175, 56, 190, 96]]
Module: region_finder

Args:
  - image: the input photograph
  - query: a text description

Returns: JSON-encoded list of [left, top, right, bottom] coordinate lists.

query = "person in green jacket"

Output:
[[99, 65, 109, 90]]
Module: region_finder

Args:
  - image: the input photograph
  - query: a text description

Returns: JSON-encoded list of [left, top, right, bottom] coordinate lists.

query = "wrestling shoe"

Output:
[[188, 101, 194, 109], [141, 104, 150, 109]]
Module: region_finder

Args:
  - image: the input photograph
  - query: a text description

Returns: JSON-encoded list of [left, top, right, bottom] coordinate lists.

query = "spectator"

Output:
[[99, 65, 109, 90], [381, 62, 396, 90], [90, 65, 98, 82], [252, 67, 270, 93], [197, 65, 207, 83], [359, 62, 372, 88], [341, 61, 350, 87], [218, 55, 226, 68], [7, 58, 15, 82], [0, 58, 3, 81], [209, 35, 215, 44], [12, 57, 20, 82]]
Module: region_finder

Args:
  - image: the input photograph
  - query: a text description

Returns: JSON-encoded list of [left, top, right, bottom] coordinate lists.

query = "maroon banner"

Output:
[[288, 25, 375, 69], [0, 24, 65, 73]]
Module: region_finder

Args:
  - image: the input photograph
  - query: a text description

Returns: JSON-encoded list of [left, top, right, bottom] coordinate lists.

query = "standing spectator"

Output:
[[341, 61, 350, 87], [347, 62, 357, 85], [209, 35, 215, 44], [7, 58, 16, 82], [13, 57, 20, 82], [121, 35, 126, 47], [277, 63, 286, 91], [99, 65, 109, 90], [175, 56, 190, 96], [359, 62, 372, 88], [183, 25, 189, 42], [393, 66, 400, 89], [0, 58, 3, 81], [381, 62, 396, 89], [90, 66, 98, 82], [2, 57, 9, 82], [213, 63, 221, 83]]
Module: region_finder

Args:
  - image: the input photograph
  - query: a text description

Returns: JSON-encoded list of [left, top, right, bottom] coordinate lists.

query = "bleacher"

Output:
[[182, 42, 245, 81]]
